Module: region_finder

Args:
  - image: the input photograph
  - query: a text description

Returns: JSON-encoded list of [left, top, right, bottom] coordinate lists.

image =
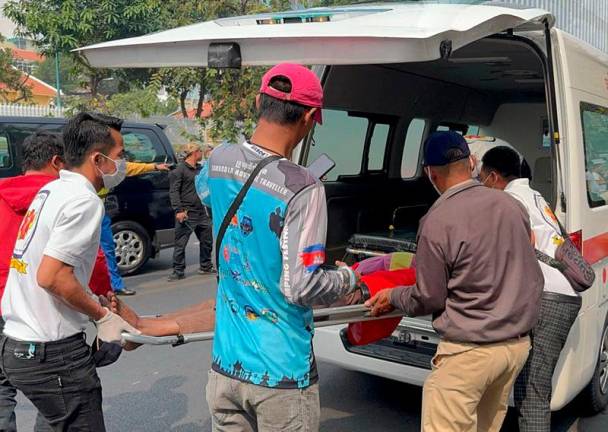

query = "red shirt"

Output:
[[0, 174, 56, 297]]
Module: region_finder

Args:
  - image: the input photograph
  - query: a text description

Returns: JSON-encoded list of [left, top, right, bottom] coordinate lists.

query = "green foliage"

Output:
[[0, 34, 31, 102], [3, 0, 168, 95], [34, 54, 80, 94], [65, 87, 177, 118]]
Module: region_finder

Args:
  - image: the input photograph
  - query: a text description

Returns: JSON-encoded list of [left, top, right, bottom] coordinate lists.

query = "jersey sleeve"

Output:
[[43, 197, 104, 268], [195, 161, 211, 207], [279, 182, 356, 307]]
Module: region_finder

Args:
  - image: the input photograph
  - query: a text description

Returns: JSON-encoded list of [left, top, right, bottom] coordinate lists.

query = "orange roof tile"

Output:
[[11, 48, 44, 63], [0, 68, 57, 97], [172, 103, 213, 119]]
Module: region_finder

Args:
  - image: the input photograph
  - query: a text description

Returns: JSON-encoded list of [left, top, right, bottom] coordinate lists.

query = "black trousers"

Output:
[[1, 332, 105, 432], [172, 212, 213, 274], [514, 293, 581, 432], [0, 319, 16, 432]]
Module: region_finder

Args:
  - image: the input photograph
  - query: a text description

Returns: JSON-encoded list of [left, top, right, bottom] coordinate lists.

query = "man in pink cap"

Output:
[[195, 63, 365, 431]]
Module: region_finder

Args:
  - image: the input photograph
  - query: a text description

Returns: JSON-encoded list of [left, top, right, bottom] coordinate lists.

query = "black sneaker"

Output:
[[114, 288, 136, 296], [198, 267, 217, 275], [167, 272, 185, 282]]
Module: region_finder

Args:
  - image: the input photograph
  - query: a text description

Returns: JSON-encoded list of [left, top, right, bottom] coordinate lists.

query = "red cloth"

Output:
[[89, 248, 112, 297], [0, 174, 55, 300], [347, 267, 416, 346]]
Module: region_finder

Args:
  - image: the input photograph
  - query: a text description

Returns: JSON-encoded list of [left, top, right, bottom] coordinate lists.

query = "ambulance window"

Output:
[[308, 110, 368, 181], [0, 135, 11, 169], [401, 118, 426, 178], [580, 102, 608, 208], [368, 123, 389, 171], [122, 129, 166, 163]]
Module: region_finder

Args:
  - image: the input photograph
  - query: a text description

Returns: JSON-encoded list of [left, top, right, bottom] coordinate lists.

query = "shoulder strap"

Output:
[[215, 155, 281, 272]]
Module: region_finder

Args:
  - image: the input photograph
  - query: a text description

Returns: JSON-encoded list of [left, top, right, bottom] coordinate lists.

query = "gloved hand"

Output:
[[94, 308, 141, 346]]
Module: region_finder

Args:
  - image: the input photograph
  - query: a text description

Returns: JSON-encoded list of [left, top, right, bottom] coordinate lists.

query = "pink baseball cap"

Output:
[[259, 63, 323, 124]]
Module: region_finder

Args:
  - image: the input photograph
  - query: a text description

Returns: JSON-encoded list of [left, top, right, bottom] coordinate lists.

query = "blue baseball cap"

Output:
[[423, 131, 471, 167]]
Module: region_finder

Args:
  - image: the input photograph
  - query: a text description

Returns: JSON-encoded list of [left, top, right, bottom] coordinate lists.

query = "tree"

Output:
[[0, 34, 31, 102], [3, 0, 169, 96], [34, 54, 81, 94]]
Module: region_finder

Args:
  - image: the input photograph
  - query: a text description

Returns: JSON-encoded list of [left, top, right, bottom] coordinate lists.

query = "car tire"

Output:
[[580, 314, 608, 414], [112, 221, 151, 276]]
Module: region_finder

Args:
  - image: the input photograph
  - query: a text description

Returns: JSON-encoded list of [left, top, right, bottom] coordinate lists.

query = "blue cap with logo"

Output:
[[423, 131, 471, 167]]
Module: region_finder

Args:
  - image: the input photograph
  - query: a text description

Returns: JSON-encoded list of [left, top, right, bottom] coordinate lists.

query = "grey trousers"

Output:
[[206, 370, 320, 432], [514, 294, 581, 432]]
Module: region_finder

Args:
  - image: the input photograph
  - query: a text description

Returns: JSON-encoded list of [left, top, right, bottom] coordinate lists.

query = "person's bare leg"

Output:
[[105, 294, 215, 336], [160, 299, 215, 320]]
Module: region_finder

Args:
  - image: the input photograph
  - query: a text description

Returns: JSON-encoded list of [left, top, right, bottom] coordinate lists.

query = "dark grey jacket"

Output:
[[390, 180, 544, 343], [169, 161, 206, 216]]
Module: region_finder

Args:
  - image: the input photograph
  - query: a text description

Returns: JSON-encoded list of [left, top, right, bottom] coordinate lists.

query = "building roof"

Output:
[[11, 47, 44, 63], [172, 102, 213, 119], [0, 67, 57, 97]]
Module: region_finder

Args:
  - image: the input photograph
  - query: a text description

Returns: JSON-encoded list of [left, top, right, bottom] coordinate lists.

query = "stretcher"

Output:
[[121, 304, 405, 347]]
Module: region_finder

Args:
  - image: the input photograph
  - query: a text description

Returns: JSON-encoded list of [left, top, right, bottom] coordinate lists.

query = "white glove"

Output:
[[95, 308, 141, 346]]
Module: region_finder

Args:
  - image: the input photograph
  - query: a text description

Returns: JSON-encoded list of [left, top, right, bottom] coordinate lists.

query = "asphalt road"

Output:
[[13, 241, 608, 431]]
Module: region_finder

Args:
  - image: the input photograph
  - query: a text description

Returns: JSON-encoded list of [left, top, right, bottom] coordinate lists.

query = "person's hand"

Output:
[[155, 163, 170, 171], [176, 211, 188, 223], [365, 289, 396, 317], [94, 308, 141, 346]]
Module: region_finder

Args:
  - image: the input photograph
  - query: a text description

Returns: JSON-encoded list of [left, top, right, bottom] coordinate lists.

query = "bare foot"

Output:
[[106, 293, 140, 328]]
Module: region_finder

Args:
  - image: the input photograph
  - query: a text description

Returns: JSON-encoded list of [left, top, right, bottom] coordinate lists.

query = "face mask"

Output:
[[97, 153, 127, 189]]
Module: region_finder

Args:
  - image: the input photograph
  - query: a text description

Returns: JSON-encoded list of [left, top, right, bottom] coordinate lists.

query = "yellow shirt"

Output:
[[98, 162, 156, 199]]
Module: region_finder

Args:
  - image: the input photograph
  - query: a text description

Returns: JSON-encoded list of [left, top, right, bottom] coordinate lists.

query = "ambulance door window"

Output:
[[308, 109, 368, 181], [401, 118, 426, 179], [581, 102, 608, 208], [368, 123, 389, 171]]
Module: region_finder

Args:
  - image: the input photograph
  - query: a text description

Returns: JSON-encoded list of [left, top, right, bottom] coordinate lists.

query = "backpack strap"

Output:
[[214, 155, 281, 275]]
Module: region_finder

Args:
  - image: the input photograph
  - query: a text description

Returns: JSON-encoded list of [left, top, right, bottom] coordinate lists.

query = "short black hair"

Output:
[[482, 146, 521, 179], [22, 131, 64, 172], [62, 112, 123, 167], [258, 76, 310, 125]]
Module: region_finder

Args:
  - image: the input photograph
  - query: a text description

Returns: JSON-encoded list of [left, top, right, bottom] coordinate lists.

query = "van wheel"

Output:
[[580, 316, 608, 414], [112, 221, 151, 276]]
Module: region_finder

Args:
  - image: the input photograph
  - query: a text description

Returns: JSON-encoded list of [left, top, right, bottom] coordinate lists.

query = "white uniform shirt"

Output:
[[505, 178, 577, 297], [2, 170, 104, 342]]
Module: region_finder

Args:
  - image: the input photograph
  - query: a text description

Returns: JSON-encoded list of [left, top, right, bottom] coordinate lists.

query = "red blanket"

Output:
[[347, 267, 416, 346]]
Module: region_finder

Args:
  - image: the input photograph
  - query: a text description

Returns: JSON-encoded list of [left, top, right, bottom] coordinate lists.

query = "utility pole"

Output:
[[54, 51, 61, 109]]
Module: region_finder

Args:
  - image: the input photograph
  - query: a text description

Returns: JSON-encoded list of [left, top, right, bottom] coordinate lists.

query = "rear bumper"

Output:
[[313, 324, 430, 386]]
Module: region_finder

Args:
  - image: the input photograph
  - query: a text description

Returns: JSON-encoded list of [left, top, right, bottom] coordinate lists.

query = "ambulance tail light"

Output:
[[569, 230, 583, 253]]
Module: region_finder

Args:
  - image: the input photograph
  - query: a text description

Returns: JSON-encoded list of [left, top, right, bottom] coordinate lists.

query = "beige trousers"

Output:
[[422, 336, 531, 432], [206, 370, 320, 432]]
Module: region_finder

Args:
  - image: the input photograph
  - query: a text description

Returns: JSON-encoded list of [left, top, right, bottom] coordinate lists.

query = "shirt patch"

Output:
[[9, 258, 27, 274], [300, 244, 325, 273], [13, 190, 50, 259]]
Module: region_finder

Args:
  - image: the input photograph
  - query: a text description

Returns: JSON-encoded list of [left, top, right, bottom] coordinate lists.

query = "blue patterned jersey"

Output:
[[195, 142, 356, 389]]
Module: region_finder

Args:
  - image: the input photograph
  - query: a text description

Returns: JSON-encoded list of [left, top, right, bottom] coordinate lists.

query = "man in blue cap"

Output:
[[367, 131, 543, 432]]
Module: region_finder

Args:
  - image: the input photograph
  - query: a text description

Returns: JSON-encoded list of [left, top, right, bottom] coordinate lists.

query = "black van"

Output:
[[0, 116, 177, 275]]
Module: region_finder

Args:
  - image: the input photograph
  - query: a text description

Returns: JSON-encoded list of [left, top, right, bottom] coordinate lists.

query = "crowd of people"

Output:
[[0, 62, 590, 432]]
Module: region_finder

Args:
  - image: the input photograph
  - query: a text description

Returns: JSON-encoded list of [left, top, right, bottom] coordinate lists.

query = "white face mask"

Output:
[[97, 153, 127, 189]]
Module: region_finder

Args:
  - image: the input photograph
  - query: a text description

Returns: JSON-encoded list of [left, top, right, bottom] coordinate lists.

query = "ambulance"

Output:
[[79, 1, 608, 412]]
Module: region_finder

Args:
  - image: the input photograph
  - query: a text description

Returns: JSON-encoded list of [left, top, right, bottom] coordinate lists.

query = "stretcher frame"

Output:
[[121, 304, 405, 347]]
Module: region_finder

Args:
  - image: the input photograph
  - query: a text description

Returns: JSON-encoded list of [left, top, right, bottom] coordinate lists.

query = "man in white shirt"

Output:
[[1, 112, 139, 431], [480, 145, 581, 432]]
